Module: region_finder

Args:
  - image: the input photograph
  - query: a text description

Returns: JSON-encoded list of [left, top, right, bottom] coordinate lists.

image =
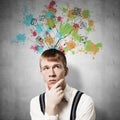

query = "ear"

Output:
[[65, 67, 69, 76], [40, 68, 43, 79]]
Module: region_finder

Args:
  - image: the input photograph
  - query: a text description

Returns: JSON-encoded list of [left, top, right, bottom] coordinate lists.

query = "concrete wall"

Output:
[[0, 0, 120, 120]]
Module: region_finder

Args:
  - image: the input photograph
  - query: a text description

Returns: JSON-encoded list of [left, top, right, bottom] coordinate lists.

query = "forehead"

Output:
[[40, 58, 63, 66]]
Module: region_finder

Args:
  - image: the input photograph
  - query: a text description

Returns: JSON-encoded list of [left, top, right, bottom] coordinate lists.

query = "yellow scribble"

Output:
[[73, 27, 79, 32], [45, 36, 54, 45]]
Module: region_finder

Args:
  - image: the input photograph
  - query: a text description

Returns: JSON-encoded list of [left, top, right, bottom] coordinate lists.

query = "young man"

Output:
[[30, 49, 96, 120]]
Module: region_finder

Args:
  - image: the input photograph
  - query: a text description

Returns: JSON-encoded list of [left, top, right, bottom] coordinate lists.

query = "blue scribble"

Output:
[[35, 24, 43, 34], [16, 34, 26, 42], [23, 14, 33, 26], [45, 11, 55, 18], [46, 28, 51, 33], [56, 33, 62, 39], [37, 46, 44, 53]]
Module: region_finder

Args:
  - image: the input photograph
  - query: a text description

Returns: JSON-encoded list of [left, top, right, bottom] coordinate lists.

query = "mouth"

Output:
[[48, 80, 57, 84]]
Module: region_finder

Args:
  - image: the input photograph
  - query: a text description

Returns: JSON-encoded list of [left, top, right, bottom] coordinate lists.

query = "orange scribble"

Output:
[[88, 20, 94, 27], [89, 42, 99, 55], [48, 8, 56, 14], [66, 40, 76, 50], [68, 9, 74, 19], [45, 36, 54, 45]]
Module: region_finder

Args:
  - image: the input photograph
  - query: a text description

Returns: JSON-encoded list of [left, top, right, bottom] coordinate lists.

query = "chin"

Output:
[[48, 84, 54, 89]]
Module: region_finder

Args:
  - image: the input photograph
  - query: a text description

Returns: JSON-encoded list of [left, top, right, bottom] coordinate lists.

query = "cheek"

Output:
[[57, 70, 66, 78], [41, 72, 48, 81]]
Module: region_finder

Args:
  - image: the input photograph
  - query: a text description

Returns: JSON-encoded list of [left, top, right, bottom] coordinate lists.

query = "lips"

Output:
[[48, 80, 57, 84]]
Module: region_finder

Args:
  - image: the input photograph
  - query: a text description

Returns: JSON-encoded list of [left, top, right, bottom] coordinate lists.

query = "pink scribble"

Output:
[[30, 45, 38, 51], [57, 16, 62, 22], [46, 31, 49, 35]]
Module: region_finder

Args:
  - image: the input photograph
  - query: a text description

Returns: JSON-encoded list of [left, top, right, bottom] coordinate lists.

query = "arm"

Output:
[[30, 79, 64, 120], [30, 96, 58, 120], [45, 79, 64, 116]]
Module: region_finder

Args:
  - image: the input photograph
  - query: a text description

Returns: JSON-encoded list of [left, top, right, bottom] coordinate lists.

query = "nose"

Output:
[[49, 68, 56, 77]]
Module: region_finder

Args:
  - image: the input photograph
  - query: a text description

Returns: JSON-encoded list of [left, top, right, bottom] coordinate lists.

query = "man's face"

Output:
[[40, 58, 67, 89]]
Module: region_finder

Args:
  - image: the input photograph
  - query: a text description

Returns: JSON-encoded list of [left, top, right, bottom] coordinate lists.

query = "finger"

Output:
[[53, 79, 64, 89], [58, 90, 64, 98], [58, 90, 64, 95], [56, 86, 62, 92]]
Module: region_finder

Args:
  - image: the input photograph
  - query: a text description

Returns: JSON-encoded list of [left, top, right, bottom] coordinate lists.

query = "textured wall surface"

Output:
[[0, 0, 120, 120]]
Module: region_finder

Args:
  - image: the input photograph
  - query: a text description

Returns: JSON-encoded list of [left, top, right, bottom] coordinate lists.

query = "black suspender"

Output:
[[70, 91, 83, 120], [39, 91, 83, 120], [39, 92, 45, 114]]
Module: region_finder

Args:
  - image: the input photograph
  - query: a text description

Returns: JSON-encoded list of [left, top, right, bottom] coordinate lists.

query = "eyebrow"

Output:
[[41, 64, 62, 68]]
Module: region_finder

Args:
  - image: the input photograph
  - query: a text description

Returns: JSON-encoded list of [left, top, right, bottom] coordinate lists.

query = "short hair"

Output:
[[40, 49, 67, 68]]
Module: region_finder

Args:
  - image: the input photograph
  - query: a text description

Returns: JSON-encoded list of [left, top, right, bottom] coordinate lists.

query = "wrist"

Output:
[[46, 105, 58, 115], [45, 112, 58, 120]]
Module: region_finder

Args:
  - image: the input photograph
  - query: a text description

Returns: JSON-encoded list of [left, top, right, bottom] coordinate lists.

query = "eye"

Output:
[[54, 65, 61, 69], [42, 66, 49, 71]]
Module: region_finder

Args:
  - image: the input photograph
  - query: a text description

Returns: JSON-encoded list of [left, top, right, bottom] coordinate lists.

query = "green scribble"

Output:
[[59, 23, 73, 35], [86, 27, 92, 34], [64, 47, 69, 52], [96, 43, 102, 48], [85, 40, 91, 51], [61, 8, 67, 13], [71, 32, 82, 42], [82, 10, 90, 18]]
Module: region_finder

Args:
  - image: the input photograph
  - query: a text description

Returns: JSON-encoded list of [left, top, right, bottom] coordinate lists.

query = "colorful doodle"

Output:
[[14, 0, 102, 58]]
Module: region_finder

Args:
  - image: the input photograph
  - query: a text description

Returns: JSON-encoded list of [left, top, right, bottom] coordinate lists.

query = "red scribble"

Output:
[[48, 0, 56, 13], [32, 31, 37, 36], [30, 29, 37, 36], [73, 23, 79, 28], [49, 0, 56, 8], [52, 25, 56, 28]]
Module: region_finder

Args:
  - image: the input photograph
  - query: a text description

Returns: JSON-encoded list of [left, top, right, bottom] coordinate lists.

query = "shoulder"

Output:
[[81, 94, 94, 103], [30, 96, 40, 107], [77, 93, 95, 109]]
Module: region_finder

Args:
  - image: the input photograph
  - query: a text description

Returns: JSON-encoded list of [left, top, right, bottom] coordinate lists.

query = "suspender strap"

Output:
[[39, 92, 45, 114], [70, 91, 83, 120], [39, 91, 83, 119]]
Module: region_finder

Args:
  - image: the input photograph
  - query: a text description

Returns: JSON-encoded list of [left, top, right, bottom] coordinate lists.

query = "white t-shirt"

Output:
[[30, 84, 96, 120]]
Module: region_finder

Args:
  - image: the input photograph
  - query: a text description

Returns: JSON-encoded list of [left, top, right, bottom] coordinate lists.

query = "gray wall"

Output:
[[0, 0, 120, 120]]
